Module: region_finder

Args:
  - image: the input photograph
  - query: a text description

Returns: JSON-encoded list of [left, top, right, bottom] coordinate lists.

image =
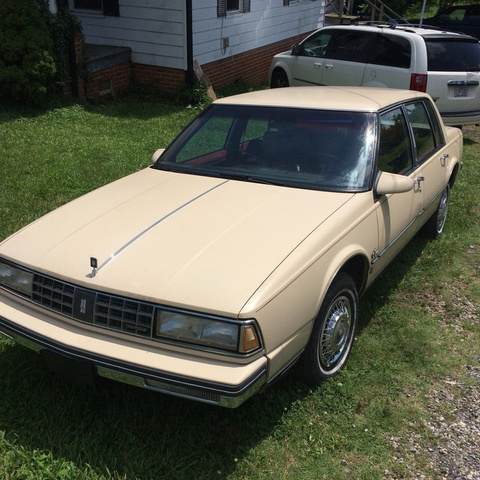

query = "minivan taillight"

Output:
[[410, 73, 427, 92]]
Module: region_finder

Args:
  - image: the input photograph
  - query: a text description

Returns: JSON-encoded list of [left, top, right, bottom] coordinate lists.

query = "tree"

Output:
[[0, 0, 56, 105]]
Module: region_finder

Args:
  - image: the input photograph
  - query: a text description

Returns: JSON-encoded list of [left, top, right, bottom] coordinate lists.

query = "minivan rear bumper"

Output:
[[440, 110, 480, 126]]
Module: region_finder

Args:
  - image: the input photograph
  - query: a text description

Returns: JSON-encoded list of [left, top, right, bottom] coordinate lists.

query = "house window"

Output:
[[218, 0, 250, 16], [228, 0, 240, 11], [284, 0, 317, 4], [74, 0, 102, 11], [70, 0, 120, 16]]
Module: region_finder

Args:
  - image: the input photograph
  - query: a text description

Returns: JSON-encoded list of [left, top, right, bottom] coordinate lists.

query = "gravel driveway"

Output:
[[384, 135, 480, 480]]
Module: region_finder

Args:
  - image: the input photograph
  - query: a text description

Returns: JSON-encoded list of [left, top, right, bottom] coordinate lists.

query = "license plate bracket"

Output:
[[41, 350, 100, 389], [454, 86, 468, 97]]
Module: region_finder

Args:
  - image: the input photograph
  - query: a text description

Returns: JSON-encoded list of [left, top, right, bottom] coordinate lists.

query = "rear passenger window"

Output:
[[378, 107, 413, 174], [327, 31, 373, 63], [424, 100, 445, 148], [405, 102, 436, 163], [368, 34, 411, 68]]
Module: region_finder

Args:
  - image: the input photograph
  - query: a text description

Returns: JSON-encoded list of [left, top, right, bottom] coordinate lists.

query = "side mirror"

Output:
[[292, 44, 301, 56], [376, 171, 414, 195], [151, 148, 165, 163]]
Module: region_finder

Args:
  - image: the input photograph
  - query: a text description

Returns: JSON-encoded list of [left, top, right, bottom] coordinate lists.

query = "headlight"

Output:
[[0, 261, 33, 297], [156, 310, 261, 354]]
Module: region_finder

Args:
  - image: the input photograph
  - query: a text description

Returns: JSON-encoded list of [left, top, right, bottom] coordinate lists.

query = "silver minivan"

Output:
[[269, 24, 480, 126]]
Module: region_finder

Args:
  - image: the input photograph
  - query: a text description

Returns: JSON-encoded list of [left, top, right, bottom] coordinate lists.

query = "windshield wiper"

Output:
[[218, 172, 287, 186], [153, 165, 288, 186]]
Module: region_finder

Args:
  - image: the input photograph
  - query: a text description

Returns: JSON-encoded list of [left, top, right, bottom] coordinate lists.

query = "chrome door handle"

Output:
[[413, 176, 425, 191], [324, 64, 333, 69]]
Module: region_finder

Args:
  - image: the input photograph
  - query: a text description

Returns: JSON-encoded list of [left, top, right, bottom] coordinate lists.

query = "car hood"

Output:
[[0, 168, 354, 316]]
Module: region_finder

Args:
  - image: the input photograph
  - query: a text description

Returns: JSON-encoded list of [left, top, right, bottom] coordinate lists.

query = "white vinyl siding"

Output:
[[75, 0, 324, 71], [76, 1, 186, 69]]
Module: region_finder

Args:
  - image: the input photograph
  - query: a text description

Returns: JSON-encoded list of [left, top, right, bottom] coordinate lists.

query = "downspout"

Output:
[[56, 0, 79, 97], [186, 0, 194, 86]]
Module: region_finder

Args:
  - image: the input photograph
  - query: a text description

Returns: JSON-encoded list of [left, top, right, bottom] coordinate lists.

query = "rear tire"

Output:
[[298, 272, 358, 385], [270, 69, 289, 88], [424, 184, 450, 239]]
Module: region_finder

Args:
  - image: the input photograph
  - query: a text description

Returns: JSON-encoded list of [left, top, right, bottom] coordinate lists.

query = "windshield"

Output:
[[426, 38, 480, 71], [154, 105, 376, 192]]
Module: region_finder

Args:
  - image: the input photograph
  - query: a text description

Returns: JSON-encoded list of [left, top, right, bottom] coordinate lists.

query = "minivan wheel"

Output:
[[298, 272, 358, 386], [270, 69, 289, 88]]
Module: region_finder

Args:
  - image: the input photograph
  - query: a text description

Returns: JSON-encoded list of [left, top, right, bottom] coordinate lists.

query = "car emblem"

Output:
[[73, 288, 96, 323], [90, 257, 98, 277], [80, 298, 87, 314]]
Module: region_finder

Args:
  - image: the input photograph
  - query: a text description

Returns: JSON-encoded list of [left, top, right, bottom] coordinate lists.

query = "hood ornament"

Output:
[[90, 257, 98, 277]]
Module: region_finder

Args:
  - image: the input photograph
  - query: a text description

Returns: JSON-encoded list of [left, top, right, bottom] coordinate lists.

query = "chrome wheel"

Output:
[[424, 185, 450, 239], [298, 272, 358, 385], [435, 186, 449, 234], [319, 295, 352, 370]]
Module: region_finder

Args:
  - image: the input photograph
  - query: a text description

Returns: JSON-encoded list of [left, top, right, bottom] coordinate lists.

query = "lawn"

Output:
[[0, 97, 479, 480]]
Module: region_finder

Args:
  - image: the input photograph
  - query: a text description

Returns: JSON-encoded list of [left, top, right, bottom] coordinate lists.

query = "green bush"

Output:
[[0, 0, 56, 105]]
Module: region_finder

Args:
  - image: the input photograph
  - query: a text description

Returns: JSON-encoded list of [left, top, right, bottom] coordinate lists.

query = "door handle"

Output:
[[324, 63, 333, 69], [314, 62, 322, 68], [413, 176, 425, 191]]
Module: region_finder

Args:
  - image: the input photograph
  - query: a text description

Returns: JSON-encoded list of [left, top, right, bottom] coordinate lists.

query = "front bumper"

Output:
[[0, 297, 267, 408]]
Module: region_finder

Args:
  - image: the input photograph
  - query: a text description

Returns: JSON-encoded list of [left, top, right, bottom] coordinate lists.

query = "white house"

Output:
[[57, 0, 325, 96]]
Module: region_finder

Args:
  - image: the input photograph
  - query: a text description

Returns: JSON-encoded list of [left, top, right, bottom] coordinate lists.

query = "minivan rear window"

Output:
[[426, 38, 480, 71]]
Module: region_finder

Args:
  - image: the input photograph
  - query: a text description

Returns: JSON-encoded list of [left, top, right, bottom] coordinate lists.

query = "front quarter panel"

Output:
[[269, 53, 294, 85], [241, 192, 378, 380]]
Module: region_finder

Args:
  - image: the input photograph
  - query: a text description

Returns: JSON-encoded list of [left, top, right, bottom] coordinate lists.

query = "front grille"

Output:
[[31, 273, 155, 338], [33, 275, 75, 315], [95, 294, 154, 336]]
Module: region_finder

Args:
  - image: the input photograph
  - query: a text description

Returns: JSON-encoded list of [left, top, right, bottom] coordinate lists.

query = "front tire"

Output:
[[298, 272, 358, 385], [270, 69, 289, 88]]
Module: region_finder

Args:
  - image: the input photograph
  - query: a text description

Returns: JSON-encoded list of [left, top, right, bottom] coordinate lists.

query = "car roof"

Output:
[[321, 23, 477, 40], [213, 87, 430, 112]]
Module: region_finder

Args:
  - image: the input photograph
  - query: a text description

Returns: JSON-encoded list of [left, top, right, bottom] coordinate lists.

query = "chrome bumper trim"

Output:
[[0, 316, 267, 408]]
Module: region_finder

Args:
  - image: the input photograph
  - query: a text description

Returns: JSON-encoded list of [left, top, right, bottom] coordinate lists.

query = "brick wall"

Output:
[[129, 33, 308, 93], [84, 62, 132, 98], [203, 33, 308, 88], [132, 64, 185, 92], [75, 32, 310, 98]]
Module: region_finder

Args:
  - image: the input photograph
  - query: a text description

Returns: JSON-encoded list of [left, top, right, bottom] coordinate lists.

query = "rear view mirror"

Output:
[[152, 149, 165, 163], [292, 44, 301, 55]]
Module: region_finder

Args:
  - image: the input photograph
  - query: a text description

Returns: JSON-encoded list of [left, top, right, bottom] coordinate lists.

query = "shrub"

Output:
[[0, 0, 56, 105]]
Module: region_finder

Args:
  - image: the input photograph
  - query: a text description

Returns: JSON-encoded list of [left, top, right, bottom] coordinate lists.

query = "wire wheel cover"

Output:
[[319, 295, 352, 369]]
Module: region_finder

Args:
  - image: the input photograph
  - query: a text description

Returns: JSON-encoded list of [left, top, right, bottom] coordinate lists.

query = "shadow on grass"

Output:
[[358, 231, 430, 332], [0, 233, 432, 480], [0, 339, 313, 479], [0, 92, 195, 125]]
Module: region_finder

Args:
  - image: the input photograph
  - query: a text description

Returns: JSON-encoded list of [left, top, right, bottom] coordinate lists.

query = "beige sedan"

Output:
[[0, 87, 462, 407]]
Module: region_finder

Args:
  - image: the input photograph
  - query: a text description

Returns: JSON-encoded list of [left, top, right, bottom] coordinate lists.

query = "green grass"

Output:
[[0, 100, 479, 480]]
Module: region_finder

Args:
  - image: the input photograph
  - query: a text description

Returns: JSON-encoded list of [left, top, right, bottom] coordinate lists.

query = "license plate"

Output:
[[454, 86, 468, 97]]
